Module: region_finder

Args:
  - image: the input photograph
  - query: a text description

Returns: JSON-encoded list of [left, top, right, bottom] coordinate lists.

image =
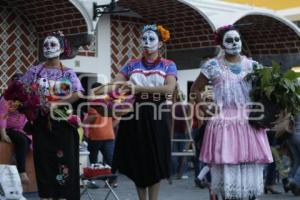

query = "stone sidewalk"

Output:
[[24, 172, 299, 200]]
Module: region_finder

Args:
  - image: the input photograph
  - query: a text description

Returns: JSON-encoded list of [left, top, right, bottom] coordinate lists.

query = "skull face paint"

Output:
[[222, 30, 242, 56], [43, 36, 61, 58], [142, 30, 160, 54]]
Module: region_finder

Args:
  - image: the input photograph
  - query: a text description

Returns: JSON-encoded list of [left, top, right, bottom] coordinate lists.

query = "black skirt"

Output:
[[112, 100, 171, 187], [32, 116, 80, 199]]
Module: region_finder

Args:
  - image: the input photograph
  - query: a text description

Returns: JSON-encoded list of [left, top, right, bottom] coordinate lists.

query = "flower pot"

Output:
[[249, 99, 281, 129]]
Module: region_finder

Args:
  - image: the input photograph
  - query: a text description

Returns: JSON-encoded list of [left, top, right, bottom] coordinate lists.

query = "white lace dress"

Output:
[[199, 56, 273, 199]]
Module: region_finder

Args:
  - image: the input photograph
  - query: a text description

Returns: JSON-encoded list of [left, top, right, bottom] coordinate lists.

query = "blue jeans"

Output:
[[288, 133, 300, 185], [88, 139, 115, 165]]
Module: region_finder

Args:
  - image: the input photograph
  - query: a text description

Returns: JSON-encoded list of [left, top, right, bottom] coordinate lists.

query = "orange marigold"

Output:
[[157, 25, 170, 42]]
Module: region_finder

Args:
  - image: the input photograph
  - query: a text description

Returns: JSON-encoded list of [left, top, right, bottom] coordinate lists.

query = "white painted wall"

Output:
[[62, 14, 112, 84], [177, 69, 200, 101]]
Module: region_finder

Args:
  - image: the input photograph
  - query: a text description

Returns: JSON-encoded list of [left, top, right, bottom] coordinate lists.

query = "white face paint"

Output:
[[222, 30, 242, 56], [43, 36, 61, 58], [141, 30, 159, 54]]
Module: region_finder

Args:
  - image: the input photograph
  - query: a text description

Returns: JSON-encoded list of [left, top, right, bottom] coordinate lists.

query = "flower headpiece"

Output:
[[214, 25, 235, 45], [143, 24, 170, 42]]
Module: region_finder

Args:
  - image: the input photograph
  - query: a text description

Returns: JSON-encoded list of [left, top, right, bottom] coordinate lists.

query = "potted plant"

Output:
[[247, 62, 300, 129]]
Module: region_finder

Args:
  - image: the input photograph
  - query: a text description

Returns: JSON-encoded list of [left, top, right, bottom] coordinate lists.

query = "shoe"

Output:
[[249, 195, 256, 200], [264, 186, 282, 194], [290, 182, 300, 196], [87, 181, 100, 189], [194, 178, 208, 189], [282, 178, 291, 193], [181, 175, 189, 179]]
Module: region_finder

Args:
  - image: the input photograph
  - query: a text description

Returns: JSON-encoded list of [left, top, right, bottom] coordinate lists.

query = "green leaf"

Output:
[[284, 70, 300, 80], [271, 61, 281, 74], [264, 86, 274, 99], [296, 87, 300, 95], [260, 67, 272, 88]]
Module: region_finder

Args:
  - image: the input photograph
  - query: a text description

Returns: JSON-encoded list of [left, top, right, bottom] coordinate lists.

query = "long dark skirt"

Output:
[[112, 101, 171, 187], [32, 116, 80, 199]]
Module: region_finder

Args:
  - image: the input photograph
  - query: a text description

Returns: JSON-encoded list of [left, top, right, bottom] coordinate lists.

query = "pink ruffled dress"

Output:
[[199, 56, 273, 199]]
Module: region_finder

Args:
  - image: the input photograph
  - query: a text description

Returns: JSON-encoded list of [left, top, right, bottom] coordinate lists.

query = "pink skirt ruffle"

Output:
[[200, 109, 273, 164]]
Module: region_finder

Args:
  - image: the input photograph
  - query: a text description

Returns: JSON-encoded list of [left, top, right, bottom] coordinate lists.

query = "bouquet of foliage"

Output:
[[246, 62, 300, 129], [3, 80, 40, 121]]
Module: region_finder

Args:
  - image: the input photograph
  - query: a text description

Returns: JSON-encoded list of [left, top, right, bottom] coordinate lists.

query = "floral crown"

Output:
[[214, 25, 235, 45], [143, 24, 170, 42]]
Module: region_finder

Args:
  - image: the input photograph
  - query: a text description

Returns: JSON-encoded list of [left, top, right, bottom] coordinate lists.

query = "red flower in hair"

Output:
[[214, 25, 235, 45]]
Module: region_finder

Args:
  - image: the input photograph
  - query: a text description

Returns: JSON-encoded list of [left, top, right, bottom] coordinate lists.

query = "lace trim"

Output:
[[211, 164, 264, 199]]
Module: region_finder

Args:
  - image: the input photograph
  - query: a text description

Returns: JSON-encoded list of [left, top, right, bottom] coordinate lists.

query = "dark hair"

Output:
[[48, 32, 65, 49], [91, 82, 102, 89], [45, 31, 71, 57], [11, 73, 23, 81], [214, 25, 238, 46]]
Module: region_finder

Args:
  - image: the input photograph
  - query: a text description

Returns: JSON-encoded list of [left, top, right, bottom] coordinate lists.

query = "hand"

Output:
[[1, 133, 11, 143], [201, 90, 213, 102], [119, 82, 141, 95]]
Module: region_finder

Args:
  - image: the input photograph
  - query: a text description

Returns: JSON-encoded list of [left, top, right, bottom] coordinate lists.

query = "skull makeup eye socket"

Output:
[[50, 42, 57, 48], [234, 37, 240, 42], [142, 36, 147, 42], [43, 43, 49, 48], [225, 38, 234, 43], [149, 37, 155, 42]]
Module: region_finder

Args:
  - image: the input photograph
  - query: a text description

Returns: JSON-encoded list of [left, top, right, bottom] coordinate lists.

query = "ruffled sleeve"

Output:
[[165, 61, 177, 80], [119, 63, 131, 80], [200, 59, 221, 80], [65, 69, 84, 93], [245, 59, 263, 74]]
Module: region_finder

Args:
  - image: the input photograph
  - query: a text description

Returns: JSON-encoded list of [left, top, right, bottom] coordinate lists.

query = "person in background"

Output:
[[282, 113, 300, 196], [0, 74, 31, 184], [83, 82, 118, 188], [264, 131, 282, 194], [171, 102, 189, 179]]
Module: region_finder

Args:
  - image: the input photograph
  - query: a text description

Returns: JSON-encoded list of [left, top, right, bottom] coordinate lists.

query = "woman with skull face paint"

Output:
[[94, 24, 176, 200], [21, 32, 83, 200], [190, 25, 273, 200]]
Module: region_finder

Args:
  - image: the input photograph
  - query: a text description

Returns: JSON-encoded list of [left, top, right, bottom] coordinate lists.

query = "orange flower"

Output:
[[157, 25, 170, 42]]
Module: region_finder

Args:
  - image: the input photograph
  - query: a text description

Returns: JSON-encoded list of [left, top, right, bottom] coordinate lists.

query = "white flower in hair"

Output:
[[143, 24, 157, 32]]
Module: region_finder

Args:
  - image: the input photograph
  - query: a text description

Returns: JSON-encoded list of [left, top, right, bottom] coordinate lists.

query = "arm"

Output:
[[83, 115, 97, 124], [190, 74, 209, 104], [112, 118, 120, 127], [92, 73, 127, 95], [0, 128, 11, 143], [134, 76, 177, 95], [0, 99, 10, 143], [57, 91, 82, 104]]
